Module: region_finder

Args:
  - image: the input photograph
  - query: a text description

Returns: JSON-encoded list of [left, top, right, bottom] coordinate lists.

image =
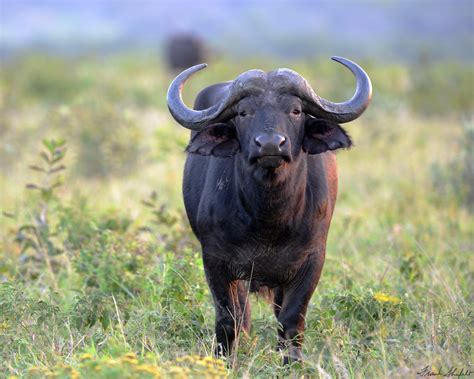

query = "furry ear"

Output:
[[302, 118, 352, 154], [186, 123, 240, 157]]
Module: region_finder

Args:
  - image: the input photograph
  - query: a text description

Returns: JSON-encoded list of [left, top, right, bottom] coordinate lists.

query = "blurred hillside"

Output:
[[1, 0, 473, 62]]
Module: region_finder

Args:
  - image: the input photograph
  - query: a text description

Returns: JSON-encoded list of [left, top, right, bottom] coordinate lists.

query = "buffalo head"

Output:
[[167, 57, 372, 180]]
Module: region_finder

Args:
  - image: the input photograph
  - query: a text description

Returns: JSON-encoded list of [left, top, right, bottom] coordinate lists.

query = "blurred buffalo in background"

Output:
[[165, 33, 208, 71]]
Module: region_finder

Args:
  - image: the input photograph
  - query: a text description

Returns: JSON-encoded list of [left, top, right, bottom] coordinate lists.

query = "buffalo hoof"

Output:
[[283, 355, 303, 365], [278, 345, 303, 365], [283, 351, 303, 365]]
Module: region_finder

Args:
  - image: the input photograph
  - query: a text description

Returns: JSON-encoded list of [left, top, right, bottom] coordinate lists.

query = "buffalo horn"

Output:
[[302, 56, 372, 123]]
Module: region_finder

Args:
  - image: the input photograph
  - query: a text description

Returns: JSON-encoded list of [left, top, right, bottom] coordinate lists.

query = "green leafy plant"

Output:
[[14, 139, 67, 289], [140, 191, 198, 252], [26, 138, 67, 201]]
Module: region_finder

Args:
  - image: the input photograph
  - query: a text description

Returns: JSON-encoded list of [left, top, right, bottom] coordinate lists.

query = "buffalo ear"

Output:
[[302, 118, 352, 154], [186, 123, 240, 157]]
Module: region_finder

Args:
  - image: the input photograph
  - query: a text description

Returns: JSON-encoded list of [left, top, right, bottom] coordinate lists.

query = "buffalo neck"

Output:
[[234, 155, 309, 229]]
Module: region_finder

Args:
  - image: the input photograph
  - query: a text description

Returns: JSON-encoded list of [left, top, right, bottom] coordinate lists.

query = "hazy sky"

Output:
[[1, 0, 472, 61]]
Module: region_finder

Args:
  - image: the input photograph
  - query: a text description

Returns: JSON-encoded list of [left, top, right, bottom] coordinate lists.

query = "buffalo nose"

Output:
[[254, 134, 287, 151]]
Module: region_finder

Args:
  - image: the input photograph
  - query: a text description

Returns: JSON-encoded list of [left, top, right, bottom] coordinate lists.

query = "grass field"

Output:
[[0, 54, 473, 378]]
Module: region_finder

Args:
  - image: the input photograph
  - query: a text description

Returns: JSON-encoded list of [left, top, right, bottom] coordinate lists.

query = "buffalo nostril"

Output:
[[278, 136, 287, 147], [254, 137, 262, 147]]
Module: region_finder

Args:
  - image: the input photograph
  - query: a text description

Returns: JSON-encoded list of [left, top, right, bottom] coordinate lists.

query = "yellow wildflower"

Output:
[[123, 352, 137, 359], [136, 364, 162, 376], [70, 368, 80, 379], [79, 353, 94, 361], [373, 291, 402, 304], [105, 359, 119, 367], [167, 365, 188, 378], [122, 356, 139, 365]]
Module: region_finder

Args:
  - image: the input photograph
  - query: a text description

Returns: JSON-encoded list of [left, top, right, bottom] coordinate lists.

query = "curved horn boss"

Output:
[[167, 56, 372, 129]]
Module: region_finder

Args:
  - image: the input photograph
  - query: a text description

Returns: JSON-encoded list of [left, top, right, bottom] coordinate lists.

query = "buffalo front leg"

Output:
[[203, 259, 247, 357], [236, 280, 251, 334], [272, 286, 285, 348], [277, 255, 324, 364], [273, 286, 284, 319]]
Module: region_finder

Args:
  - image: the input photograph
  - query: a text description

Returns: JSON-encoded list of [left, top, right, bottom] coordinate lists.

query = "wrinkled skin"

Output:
[[182, 81, 352, 363]]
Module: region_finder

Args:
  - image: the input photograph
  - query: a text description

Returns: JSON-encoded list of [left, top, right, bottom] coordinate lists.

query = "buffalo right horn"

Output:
[[167, 64, 234, 130], [167, 64, 268, 130]]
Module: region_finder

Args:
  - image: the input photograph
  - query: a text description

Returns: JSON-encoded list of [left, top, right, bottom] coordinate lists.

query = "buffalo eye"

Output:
[[291, 109, 301, 116], [239, 111, 247, 117]]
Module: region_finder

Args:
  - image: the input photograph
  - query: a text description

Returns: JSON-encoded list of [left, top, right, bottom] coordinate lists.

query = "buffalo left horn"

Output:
[[301, 56, 372, 123], [167, 63, 239, 130]]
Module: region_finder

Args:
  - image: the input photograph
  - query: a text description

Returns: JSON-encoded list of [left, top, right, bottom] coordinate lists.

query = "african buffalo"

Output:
[[165, 33, 207, 72], [166, 57, 372, 363]]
